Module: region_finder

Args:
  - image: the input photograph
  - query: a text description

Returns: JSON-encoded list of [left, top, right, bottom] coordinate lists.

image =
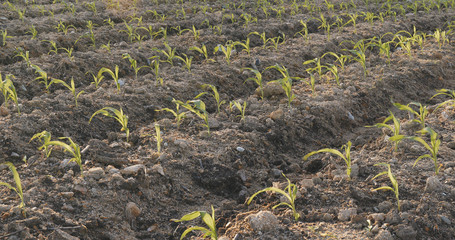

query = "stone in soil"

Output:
[[425, 176, 445, 192], [338, 208, 357, 221], [246, 211, 280, 232]]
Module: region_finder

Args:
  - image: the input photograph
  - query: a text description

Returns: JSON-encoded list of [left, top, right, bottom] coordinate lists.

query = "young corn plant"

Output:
[[175, 53, 193, 73], [49, 78, 84, 107], [324, 64, 340, 85], [0, 73, 20, 114], [27, 25, 38, 40], [234, 38, 251, 56], [314, 14, 333, 41], [189, 45, 215, 63], [156, 43, 177, 65], [1, 29, 13, 46], [242, 67, 264, 100], [171, 205, 218, 240], [367, 111, 404, 152], [295, 20, 310, 43], [267, 65, 301, 108], [433, 29, 449, 49], [408, 127, 442, 175], [303, 141, 353, 179], [154, 124, 162, 153], [371, 163, 400, 211], [321, 52, 349, 71], [0, 162, 25, 215], [156, 98, 187, 128], [249, 31, 269, 49], [180, 25, 200, 41], [196, 84, 225, 114], [247, 174, 300, 221], [30, 130, 53, 158], [89, 107, 129, 142], [148, 56, 163, 86], [178, 99, 210, 134], [100, 66, 120, 92], [430, 89, 455, 110], [214, 41, 236, 65], [45, 137, 84, 177], [230, 100, 247, 122], [31, 64, 55, 92], [303, 58, 324, 79], [393, 102, 429, 129], [122, 53, 148, 80]]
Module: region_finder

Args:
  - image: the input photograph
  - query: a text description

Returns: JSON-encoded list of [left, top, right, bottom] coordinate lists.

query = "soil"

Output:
[[1, 0, 455, 239]]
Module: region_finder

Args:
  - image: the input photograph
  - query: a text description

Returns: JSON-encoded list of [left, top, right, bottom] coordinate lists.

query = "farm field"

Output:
[[1, 0, 455, 239]]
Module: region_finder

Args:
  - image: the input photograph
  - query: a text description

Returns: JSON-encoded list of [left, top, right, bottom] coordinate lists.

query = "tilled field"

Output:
[[1, 0, 455, 239]]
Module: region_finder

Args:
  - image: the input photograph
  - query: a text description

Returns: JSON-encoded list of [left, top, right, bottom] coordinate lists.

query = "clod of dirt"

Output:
[[246, 211, 280, 232], [192, 164, 243, 198]]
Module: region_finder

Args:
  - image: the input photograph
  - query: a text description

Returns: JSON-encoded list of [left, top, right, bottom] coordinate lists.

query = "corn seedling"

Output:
[[393, 35, 413, 58], [267, 64, 301, 108], [430, 89, 455, 110], [314, 14, 333, 41], [49, 78, 84, 107], [306, 72, 317, 96], [214, 41, 236, 65], [180, 25, 200, 41], [303, 58, 324, 79], [27, 25, 38, 40], [14, 49, 31, 67], [324, 64, 340, 85], [371, 163, 400, 211], [348, 49, 368, 77], [295, 20, 310, 43], [0, 162, 25, 215], [31, 64, 55, 92], [30, 130, 53, 158], [241, 13, 257, 28], [189, 45, 215, 63], [55, 21, 76, 35], [234, 38, 251, 56], [322, 52, 349, 70], [101, 41, 111, 53], [0, 73, 20, 114], [86, 20, 97, 47], [155, 124, 162, 153], [393, 102, 429, 129], [100, 66, 120, 92], [84, 1, 97, 14], [175, 54, 193, 73], [122, 53, 148, 80], [433, 29, 449, 49], [230, 100, 247, 122], [178, 99, 210, 134], [1, 29, 13, 46], [156, 43, 177, 65], [247, 174, 300, 221], [157, 98, 187, 128], [249, 31, 269, 49], [90, 107, 129, 142], [344, 12, 359, 34], [120, 21, 136, 43], [148, 56, 163, 86], [367, 111, 404, 151], [303, 141, 353, 179], [242, 67, 264, 100], [362, 11, 377, 25], [60, 47, 74, 61], [408, 127, 442, 175], [45, 137, 84, 177], [196, 84, 225, 114], [267, 34, 285, 51], [42, 40, 59, 55], [171, 205, 218, 240]]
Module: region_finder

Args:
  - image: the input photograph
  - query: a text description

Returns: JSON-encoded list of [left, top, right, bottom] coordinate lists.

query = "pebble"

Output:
[[60, 158, 77, 168], [395, 224, 417, 239], [440, 215, 451, 225], [321, 213, 332, 221], [59, 192, 74, 199], [121, 164, 146, 175], [338, 208, 357, 221], [300, 179, 314, 189], [370, 213, 386, 223], [261, 82, 285, 98], [237, 170, 247, 182], [73, 185, 87, 195], [374, 229, 393, 240], [385, 211, 401, 224], [447, 141, 455, 150], [125, 202, 141, 220], [269, 108, 284, 121], [377, 201, 393, 213], [236, 146, 245, 152], [86, 167, 105, 180], [271, 168, 282, 178], [425, 176, 444, 192], [246, 211, 280, 232], [152, 164, 165, 176]]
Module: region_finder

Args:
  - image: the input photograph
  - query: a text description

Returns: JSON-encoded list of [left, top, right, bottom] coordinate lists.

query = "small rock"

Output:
[[0, 106, 9, 116], [59, 192, 74, 199], [86, 167, 105, 180], [246, 211, 280, 232], [370, 213, 385, 223], [440, 215, 451, 225], [375, 229, 393, 240], [385, 210, 401, 224], [49, 229, 80, 240], [125, 202, 141, 222], [237, 170, 247, 182], [271, 168, 282, 178], [300, 179, 314, 189], [208, 117, 221, 129], [152, 164, 165, 176], [73, 185, 87, 195], [269, 108, 284, 121], [236, 146, 245, 152], [242, 116, 262, 131], [60, 158, 77, 168], [321, 213, 332, 221], [261, 82, 285, 98], [121, 164, 146, 175], [62, 204, 74, 212], [447, 141, 455, 150], [395, 224, 417, 240], [378, 201, 393, 213], [338, 208, 357, 221], [312, 177, 322, 185], [425, 176, 444, 192]]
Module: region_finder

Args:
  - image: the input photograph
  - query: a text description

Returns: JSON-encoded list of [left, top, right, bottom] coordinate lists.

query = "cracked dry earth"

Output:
[[1, 0, 455, 239]]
